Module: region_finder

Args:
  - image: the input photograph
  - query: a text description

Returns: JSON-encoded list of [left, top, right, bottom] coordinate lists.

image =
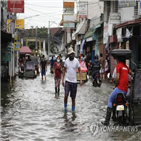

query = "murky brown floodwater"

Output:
[[1, 67, 141, 141]]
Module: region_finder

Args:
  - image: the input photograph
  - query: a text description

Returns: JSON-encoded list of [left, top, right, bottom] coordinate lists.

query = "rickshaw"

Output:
[[111, 49, 141, 125], [24, 61, 36, 78], [76, 60, 88, 82], [30, 56, 39, 75]]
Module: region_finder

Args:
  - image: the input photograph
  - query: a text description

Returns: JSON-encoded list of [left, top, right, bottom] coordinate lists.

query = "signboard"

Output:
[[1, 51, 11, 62], [63, 7, 74, 13], [8, 0, 24, 13], [7, 19, 24, 30], [13, 42, 20, 50], [110, 13, 121, 24], [62, 14, 75, 22], [138, 2, 141, 15], [63, 2, 74, 8], [79, 2, 88, 18], [63, 1, 74, 14], [15, 19, 24, 29], [63, 23, 75, 28], [118, 0, 136, 8], [103, 22, 108, 44]]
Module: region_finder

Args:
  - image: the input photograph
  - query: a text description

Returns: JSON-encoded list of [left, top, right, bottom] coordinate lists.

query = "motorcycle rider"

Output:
[[91, 55, 100, 85], [102, 56, 133, 125]]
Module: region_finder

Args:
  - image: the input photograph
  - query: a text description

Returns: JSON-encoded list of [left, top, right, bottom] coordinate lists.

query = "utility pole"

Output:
[[36, 26, 38, 51], [48, 21, 50, 56]]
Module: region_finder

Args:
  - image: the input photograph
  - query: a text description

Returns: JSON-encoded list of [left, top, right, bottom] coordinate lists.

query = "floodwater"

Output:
[[1, 67, 141, 141]]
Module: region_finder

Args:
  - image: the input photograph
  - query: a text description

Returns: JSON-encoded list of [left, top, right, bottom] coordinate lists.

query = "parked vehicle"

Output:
[[76, 60, 88, 82], [129, 62, 141, 125], [30, 56, 39, 75], [24, 61, 36, 78]]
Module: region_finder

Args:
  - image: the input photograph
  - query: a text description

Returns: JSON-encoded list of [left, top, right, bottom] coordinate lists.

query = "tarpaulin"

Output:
[[76, 60, 87, 72]]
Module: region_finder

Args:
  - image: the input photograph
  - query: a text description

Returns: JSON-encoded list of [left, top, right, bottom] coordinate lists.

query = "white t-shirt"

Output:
[[64, 58, 80, 83], [112, 67, 117, 79]]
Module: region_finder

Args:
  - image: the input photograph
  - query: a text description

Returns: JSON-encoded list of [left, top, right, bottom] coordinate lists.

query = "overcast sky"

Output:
[[18, 0, 64, 29]]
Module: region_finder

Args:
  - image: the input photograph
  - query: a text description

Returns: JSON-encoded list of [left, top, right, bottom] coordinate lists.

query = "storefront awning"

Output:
[[72, 20, 87, 40], [1, 30, 12, 44], [84, 23, 102, 40], [84, 28, 96, 39]]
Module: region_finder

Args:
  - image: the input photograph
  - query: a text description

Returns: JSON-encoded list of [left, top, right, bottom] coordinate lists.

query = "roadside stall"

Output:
[[76, 60, 88, 82]]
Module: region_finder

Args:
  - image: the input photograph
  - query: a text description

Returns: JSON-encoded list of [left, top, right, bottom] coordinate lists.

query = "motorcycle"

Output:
[[93, 72, 101, 87], [112, 92, 129, 125], [87, 61, 92, 77]]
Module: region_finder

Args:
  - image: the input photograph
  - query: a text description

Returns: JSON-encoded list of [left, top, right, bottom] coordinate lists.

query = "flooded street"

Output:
[[1, 67, 141, 141]]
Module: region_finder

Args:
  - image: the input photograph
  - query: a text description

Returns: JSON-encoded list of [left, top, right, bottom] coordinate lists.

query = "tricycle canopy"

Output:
[[111, 49, 132, 59]]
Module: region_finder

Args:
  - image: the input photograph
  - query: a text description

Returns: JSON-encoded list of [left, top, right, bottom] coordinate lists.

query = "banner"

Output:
[[118, 0, 136, 8], [15, 19, 24, 29], [7, 19, 24, 31], [13, 42, 21, 50], [8, 0, 24, 13], [63, 1, 74, 14], [79, 2, 88, 18]]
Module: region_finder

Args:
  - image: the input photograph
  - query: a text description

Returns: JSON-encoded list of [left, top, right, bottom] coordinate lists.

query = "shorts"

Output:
[[41, 69, 46, 76], [105, 70, 109, 74], [55, 78, 61, 87], [65, 81, 77, 99], [100, 68, 104, 74]]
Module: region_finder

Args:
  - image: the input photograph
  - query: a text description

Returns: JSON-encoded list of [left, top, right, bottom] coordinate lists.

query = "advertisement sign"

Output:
[[118, 0, 136, 8], [110, 13, 121, 24], [15, 19, 24, 29], [7, 19, 24, 30], [63, 23, 75, 28], [63, 1, 74, 14], [13, 42, 20, 50], [63, 2, 74, 8], [63, 7, 74, 13], [63, 14, 75, 22], [8, 0, 24, 13], [1, 51, 11, 62], [138, 2, 141, 15], [79, 2, 88, 18]]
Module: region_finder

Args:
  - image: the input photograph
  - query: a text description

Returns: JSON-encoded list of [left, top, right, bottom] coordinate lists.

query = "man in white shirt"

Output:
[[62, 46, 82, 113]]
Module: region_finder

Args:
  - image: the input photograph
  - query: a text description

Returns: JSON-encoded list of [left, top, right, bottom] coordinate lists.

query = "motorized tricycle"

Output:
[[108, 49, 131, 125]]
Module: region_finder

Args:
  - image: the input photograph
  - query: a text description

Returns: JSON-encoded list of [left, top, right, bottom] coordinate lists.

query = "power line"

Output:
[[26, 6, 62, 15], [26, 3, 63, 8]]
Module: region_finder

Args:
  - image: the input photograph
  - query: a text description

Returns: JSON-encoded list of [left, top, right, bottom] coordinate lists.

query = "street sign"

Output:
[[13, 42, 21, 50], [7, 0, 24, 13]]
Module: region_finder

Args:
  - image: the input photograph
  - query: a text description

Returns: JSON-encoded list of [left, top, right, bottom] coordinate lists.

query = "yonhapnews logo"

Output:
[[89, 122, 138, 136]]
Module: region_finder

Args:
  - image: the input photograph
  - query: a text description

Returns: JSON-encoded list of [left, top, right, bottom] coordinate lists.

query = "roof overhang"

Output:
[[115, 18, 141, 29], [72, 19, 87, 40], [1, 30, 12, 44]]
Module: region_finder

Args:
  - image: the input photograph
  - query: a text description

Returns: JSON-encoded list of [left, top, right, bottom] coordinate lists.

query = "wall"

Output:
[[119, 7, 134, 22]]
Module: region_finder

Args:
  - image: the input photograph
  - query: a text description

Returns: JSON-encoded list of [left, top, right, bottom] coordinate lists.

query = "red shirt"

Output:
[[54, 62, 62, 79], [116, 62, 130, 92]]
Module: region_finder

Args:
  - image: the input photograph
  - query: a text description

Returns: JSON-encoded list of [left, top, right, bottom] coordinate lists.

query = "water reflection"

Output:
[[1, 81, 11, 108], [61, 112, 77, 132]]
